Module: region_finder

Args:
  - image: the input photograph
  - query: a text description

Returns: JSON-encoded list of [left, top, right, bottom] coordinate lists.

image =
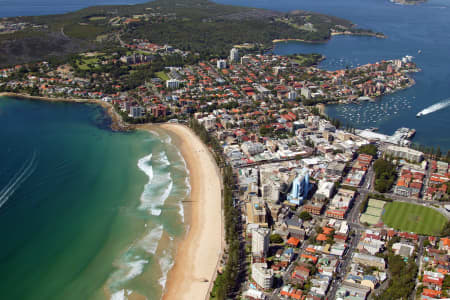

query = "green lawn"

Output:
[[382, 201, 447, 235], [76, 57, 100, 70], [156, 71, 169, 81], [89, 16, 106, 21]]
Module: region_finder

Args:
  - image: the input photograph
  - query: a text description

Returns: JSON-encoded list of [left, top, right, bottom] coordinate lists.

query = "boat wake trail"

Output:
[[417, 98, 450, 117], [0, 151, 38, 209]]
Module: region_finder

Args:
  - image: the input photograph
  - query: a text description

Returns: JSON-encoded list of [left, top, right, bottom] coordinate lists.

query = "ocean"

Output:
[[0, 97, 189, 300], [215, 0, 450, 150]]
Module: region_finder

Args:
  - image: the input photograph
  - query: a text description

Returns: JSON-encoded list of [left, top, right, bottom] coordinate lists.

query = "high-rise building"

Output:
[[288, 168, 310, 205], [246, 198, 267, 225], [230, 47, 239, 63], [252, 263, 273, 289], [217, 59, 227, 69], [252, 228, 270, 257]]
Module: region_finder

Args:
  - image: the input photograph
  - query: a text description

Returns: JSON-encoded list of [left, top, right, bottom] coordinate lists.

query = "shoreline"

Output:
[[0, 92, 129, 131], [137, 123, 224, 300], [273, 38, 328, 44], [272, 31, 386, 45], [1, 92, 225, 298]]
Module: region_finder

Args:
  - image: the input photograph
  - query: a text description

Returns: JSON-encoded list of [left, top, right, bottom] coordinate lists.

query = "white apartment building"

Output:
[[385, 145, 423, 163], [252, 263, 273, 289], [217, 59, 227, 69], [230, 47, 239, 63], [252, 228, 270, 257], [166, 78, 180, 89]]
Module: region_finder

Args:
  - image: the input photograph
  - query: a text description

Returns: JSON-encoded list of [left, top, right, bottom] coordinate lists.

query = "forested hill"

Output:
[[0, 0, 383, 66]]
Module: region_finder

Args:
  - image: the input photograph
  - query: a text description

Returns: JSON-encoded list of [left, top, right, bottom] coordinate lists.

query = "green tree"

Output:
[[270, 234, 284, 244], [441, 220, 450, 236], [373, 158, 396, 193], [299, 211, 313, 221], [357, 144, 378, 156]]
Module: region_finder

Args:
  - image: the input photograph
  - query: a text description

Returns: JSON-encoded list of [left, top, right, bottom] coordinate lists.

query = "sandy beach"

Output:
[[1, 92, 224, 299], [138, 123, 224, 300]]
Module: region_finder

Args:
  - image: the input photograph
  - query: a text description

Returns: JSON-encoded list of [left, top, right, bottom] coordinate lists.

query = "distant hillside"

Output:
[[0, 0, 383, 66]]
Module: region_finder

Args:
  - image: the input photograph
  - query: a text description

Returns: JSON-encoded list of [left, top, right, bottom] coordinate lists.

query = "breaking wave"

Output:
[[108, 225, 164, 295], [137, 153, 153, 185], [138, 225, 164, 254], [110, 289, 126, 300], [109, 252, 148, 290], [158, 250, 174, 289], [137, 152, 173, 216]]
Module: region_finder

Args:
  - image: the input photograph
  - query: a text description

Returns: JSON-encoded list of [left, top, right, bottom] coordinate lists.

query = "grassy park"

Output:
[[382, 201, 447, 235], [156, 71, 169, 81]]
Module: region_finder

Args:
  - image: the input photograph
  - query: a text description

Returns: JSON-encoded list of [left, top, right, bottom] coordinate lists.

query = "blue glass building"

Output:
[[288, 168, 310, 205]]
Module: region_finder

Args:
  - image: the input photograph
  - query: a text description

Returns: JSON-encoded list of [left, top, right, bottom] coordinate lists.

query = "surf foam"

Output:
[[139, 172, 173, 216], [123, 259, 148, 282], [138, 225, 164, 254], [159, 151, 170, 167], [158, 250, 174, 289], [137, 153, 153, 185], [138, 152, 174, 216], [110, 289, 126, 300]]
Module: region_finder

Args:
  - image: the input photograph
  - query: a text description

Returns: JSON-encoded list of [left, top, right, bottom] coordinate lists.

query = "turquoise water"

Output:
[[216, 0, 450, 150], [0, 97, 189, 300]]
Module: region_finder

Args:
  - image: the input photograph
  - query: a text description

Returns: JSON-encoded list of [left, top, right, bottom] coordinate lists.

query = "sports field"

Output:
[[382, 201, 447, 235]]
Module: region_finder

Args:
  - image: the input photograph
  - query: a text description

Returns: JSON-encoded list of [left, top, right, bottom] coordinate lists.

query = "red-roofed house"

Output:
[[422, 288, 441, 298], [287, 237, 300, 248]]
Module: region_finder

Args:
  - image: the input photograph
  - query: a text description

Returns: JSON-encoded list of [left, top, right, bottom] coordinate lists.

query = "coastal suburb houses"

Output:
[[2, 45, 449, 300]]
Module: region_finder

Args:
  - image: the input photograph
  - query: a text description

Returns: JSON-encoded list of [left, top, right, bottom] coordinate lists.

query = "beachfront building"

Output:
[[252, 228, 270, 258], [241, 141, 265, 157], [385, 145, 423, 163], [198, 115, 217, 131], [150, 104, 167, 118], [287, 168, 310, 205], [252, 263, 273, 290], [246, 198, 268, 226], [129, 106, 144, 118]]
